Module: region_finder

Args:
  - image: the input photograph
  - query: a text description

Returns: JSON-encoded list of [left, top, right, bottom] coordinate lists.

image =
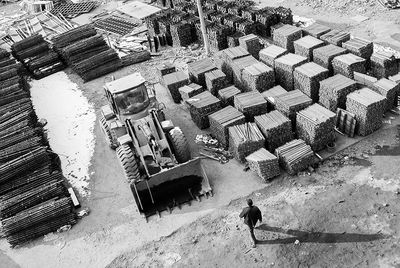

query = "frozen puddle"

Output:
[[30, 72, 96, 196]]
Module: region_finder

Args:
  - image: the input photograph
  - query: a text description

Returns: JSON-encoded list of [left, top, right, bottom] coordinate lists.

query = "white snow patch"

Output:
[[30, 72, 96, 196], [293, 15, 316, 28]]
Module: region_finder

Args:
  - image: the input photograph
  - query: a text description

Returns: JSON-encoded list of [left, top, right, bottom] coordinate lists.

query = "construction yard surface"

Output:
[[0, 0, 400, 267]]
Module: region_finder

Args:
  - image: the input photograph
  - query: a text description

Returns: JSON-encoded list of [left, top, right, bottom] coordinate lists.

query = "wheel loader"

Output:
[[99, 73, 211, 219]]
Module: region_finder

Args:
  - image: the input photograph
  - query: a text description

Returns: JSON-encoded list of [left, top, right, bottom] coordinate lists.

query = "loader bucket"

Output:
[[130, 157, 211, 218]]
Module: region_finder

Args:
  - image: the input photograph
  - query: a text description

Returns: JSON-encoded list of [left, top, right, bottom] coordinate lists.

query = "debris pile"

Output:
[[332, 53, 366, 79], [187, 91, 222, 129], [275, 139, 315, 175], [319, 74, 357, 112], [294, 62, 329, 102], [234, 91, 268, 121], [274, 53, 308, 91], [245, 148, 280, 182]]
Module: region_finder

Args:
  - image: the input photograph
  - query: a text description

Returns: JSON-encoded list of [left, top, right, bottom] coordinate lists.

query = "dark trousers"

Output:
[[248, 225, 256, 243]]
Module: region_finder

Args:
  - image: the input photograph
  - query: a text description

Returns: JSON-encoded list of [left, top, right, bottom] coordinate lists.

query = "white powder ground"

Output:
[[30, 72, 96, 196]]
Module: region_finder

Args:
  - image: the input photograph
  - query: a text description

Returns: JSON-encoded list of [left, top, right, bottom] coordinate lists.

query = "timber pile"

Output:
[[335, 108, 356, 138], [319, 74, 357, 112], [205, 69, 229, 96], [234, 91, 268, 121], [302, 23, 331, 38], [179, 83, 204, 102], [296, 104, 336, 151], [238, 34, 262, 59], [218, 85, 241, 107], [254, 110, 292, 152], [320, 29, 351, 46], [231, 55, 259, 90], [157, 62, 176, 79], [261, 85, 287, 110], [229, 122, 265, 162], [274, 53, 308, 91], [273, 6, 293, 25], [241, 62, 275, 92], [332, 53, 367, 79], [188, 58, 217, 87], [372, 78, 400, 111], [236, 19, 257, 36], [245, 148, 280, 181], [389, 73, 400, 84], [187, 91, 221, 129], [275, 139, 315, 175], [52, 24, 97, 51], [313, 44, 348, 74], [273, 24, 302, 52], [342, 38, 373, 59], [121, 50, 151, 67], [354, 72, 378, 88], [227, 32, 245, 47], [346, 88, 386, 136], [293, 36, 324, 61], [163, 71, 190, 103], [220, 46, 250, 81], [255, 7, 279, 37], [259, 45, 288, 68], [370, 51, 399, 79], [209, 106, 246, 148], [274, 90, 312, 127], [207, 24, 232, 52], [0, 49, 10, 60], [294, 62, 329, 102]]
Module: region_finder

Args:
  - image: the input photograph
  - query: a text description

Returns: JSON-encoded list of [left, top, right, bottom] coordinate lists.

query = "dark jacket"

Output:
[[239, 205, 262, 227]]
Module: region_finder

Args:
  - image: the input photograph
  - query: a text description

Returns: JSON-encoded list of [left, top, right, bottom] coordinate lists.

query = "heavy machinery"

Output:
[[99, 73, 211, 219]]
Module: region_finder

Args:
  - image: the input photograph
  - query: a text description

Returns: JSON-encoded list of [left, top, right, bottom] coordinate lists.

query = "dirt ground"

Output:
[[0, 0, 400, 267]]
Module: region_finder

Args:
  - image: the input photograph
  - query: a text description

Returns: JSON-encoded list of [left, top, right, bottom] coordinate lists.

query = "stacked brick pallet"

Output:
[[272, 24, 302, 52], [342, 38, 373, 59], [294, 62, 329, 102], [332, 53, 366, 79], [274, 90, 312, 127], [241, 62, 275, 92], [188, 58, 217, 87], [320, 29, 350, 46], [163, 71, 190, 103], [275, 139, 315, 175], [274, 53, 308, 91], [293, 35, 324, 61], [372, 78, 400, 111], [187, 91, 221, 129], [313, 44, 348, 74], [245, 148, 280, 182], [262, 85, 287, 110], [218, 85, 241, 106], [302, 23, 331, 38], [229, 122, 265, 162], [319, 74, 357, 112], [370, 51, 399, 79], [234, 91, 268, 121]]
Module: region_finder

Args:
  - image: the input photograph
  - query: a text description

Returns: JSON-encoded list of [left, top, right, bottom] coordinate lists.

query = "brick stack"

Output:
[[188, 58, 217, 87], [187, 91, 221, 129], [241, 62, 275, 92], [320, 29, 350, 46], [218, 85, 242, 107], [370, 51, 399, 79], [205, 69, 229, 96], [209, 106, 246, 148], [234, 91, 268, 121], [302, 23, 331, 38], [245, 148, 280, 182], [179, 83, 204, 102], [332, 53, 367, 79], [346, 88, 386, 136], [229, 122, 265, 162], [261, 85, 287, 110], [274, 90, 312, 127], [313, 44, 348, 74], [259, 45, 288, 69], [273, 24, 302, 52], [163, 71, 190, 103], [293, 36, 325, 61], [342, 37, 373, 59], [275, 139, 315, 175], [231, 55, 259, 90], [319, 74, 357, 112], [238, 34, 262, 59], [372, 78, 400, 111], [294, 62, 329, 103], [274, 53, 308, 91]]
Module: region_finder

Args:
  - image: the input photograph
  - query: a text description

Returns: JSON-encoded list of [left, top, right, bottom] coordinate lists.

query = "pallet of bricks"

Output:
[[52, 25, 122, 82], [11, 34, 64, 79], [275, 139, 315, 175], [0, 50, 76, 247]]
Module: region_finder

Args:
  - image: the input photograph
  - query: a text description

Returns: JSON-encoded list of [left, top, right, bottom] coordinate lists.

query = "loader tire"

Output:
[[99, 115, 117, 150], [169, 127, 191, 163], [116, 144, 140, 183]]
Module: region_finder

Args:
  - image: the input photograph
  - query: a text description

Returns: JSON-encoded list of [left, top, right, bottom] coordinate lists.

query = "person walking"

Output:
[[239, 199, 262, 248]]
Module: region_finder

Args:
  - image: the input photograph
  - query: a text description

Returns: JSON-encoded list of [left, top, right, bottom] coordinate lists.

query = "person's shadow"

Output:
[[255, 224, 389, 244]]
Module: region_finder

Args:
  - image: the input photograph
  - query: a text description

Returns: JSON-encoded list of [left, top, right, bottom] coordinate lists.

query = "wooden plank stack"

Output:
[[254, 110, 292, 152], [354, 71, 378, 88], [313, 44, 348, 74], [296, 104, 336, 151], [188, 58, 217, 87], [205, 69, 229, 96], [261, 85, 287, 110], [241, 62, 275, 92], [272, 24, 302, 52], [319, 74, 357, 112], [259, 45, 288, 69], [346, 88, 386, 136], [170, 23, 193, 47], [234, 91, 268, 121], [218, 85, 241, 107], [238, 34, 262, 59], [370, 51, 399, 79], [302, 23, 331, 38], [209, 106, 246, 148], [389, 73, 400, 84], [231, 55, 259, 90], [274, 53, 308, 91], [342, 37, 373, 59], [294, 62, 329, 102], [157, 62, 176, 79], [332, 53, 367, 79], [227, 32, 245, 47], [187, 91, 222, 129], [179, 83, 204, 102], [293, 36, 324, 61], [220, 46, 250, 81], [245, 148, 280, 182], [372, 78, 400, 111], [274, 90, 312, 127], [163, 71, 190, 103], [320, 29, 350, 46], [275, 139, 315, 175], [336, 108, 357, 138], [228, 122, 265, 162]]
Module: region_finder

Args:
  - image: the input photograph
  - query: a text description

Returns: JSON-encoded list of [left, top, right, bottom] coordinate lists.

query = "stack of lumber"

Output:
[[261, 85, 287, 110], [245, 148, 280, 181], [275, 139, 315, 175], [157, 62, 176, 78], [332, 53, 367, 79], [207, 24, 232, 52], [163, 71, 190, 103], [354, 72, 378, 88], [187, 91, 221, 129], [241, 62, 274, 92], [273, 24, 302, 52], [229, 122, 265, 162], [294, 62, 329, 102], [313, 44, 348, 74], [296, 104, 336, 151], [335, 108, 356, 138], [255, 7, 279, 37], [234, 91, 268, 121], [209, 106, 246, 148], [218, 85, 241, 107], [188, 58, 217, 87], [238, 34, 262, 59], [205, 69, 229, 96], [346, 88, 386, 136], [231, 55, 259, 90], [274, 53, 308, 91], [302, 23, 331, 38], [293, 36, 324, 61], [370, 51, 399, 79], [320, 29, 350, 46], [170, 23, 193, 47], [259, 45, 288, 69], [389, 73, 400, 84], [220, 46, 250, 81], [342, 38, 373, 59], [319, 74, 357, 112], [120, 50, 151, 67], [273, 6, 293, 25], [372, 78, 400, 111], [179, 83, 204, 102], [254, 110, 292, 152], [52, 24, 97, 51], [227, 32, 245, 47], [274, 90, 312, 126], [236, 19, 257, 36]]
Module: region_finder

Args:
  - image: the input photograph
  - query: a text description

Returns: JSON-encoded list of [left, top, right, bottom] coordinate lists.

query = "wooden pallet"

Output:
[[335, 108, 356, 137], [51, 2, 96, 17]]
